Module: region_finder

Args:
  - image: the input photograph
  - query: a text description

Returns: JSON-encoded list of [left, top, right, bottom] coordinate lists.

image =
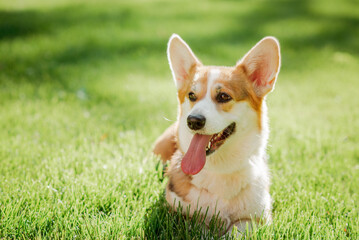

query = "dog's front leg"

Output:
[[153, 122, 177, 162]]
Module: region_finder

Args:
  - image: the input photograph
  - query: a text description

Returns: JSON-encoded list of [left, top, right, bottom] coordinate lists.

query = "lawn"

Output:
[[0, 0, 358, 239]]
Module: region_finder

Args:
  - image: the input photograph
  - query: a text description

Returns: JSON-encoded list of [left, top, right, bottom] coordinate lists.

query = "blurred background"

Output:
[[1, 0, 358, 136], [0, 0, 358, 238]]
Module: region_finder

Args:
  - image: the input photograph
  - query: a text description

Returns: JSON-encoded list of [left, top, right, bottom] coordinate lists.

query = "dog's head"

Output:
[[167, 34, 280, 175]]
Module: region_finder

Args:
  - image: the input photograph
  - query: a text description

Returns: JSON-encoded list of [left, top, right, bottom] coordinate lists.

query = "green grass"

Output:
[[0, 0, 358, 239]]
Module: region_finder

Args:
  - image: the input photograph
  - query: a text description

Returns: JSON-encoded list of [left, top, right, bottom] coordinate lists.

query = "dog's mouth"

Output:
[[181, 122, 236, 175], [205, 122, 236, 156]]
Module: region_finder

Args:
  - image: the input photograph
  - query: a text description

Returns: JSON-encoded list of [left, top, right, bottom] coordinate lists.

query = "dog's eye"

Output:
[[216, 92, 232, 103], [188, 92, 197, 102]]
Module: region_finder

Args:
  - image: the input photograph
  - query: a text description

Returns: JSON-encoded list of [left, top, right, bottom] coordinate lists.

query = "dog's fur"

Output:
[[153, 34, 281, 233]]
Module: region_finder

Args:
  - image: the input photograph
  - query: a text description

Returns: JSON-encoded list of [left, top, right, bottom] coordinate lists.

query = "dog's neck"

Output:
[[190, 124, 269, 199], [205, 127, 266, 173]]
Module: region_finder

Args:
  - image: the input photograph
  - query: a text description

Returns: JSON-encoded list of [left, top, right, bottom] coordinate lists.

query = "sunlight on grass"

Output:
[[0, 0, 358, 239]]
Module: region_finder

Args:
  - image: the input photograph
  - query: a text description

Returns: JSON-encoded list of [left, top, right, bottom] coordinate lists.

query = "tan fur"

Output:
[[153, 123, 177, 163], [177, 64, 200, 104], [190, 69, 208, 103], [232, 65, 263, 129], [166, 150, 193, 201], [211, 66, 263, 129], [153, 35, 281, 235]]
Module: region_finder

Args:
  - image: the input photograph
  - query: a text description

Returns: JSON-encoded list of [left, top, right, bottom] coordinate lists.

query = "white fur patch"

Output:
[[206, 69, 220, 98], [164, 35, 279, 234]]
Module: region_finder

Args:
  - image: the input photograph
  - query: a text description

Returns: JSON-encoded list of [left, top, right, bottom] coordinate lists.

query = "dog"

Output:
[[153, 34, 281, 234]]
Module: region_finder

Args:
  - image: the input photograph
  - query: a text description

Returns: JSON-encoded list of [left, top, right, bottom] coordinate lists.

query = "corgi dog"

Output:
[[153, 34, 281, 233]]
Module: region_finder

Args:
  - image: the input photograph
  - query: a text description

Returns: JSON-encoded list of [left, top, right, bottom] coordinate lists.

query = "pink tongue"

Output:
[[181, 134, 212, 175]]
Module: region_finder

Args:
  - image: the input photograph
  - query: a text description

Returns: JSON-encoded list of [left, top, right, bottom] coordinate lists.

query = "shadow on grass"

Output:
[[0, 10, 48, 40], [0, 5, 166, 91], [1, 0, 358, 88], [142, 194, 229, 239], [0, 5, 135, 40]]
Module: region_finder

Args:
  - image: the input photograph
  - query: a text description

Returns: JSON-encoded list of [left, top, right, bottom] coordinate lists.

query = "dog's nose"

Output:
[[187, 114, 206, 130]]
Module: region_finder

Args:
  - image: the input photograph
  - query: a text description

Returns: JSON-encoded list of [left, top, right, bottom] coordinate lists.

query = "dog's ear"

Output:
[[167, 34, 201, 90], [237, 37, 281, 97]]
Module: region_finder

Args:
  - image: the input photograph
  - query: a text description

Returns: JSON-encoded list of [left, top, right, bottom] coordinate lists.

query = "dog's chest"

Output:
[[191, 170, 252, 200]]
